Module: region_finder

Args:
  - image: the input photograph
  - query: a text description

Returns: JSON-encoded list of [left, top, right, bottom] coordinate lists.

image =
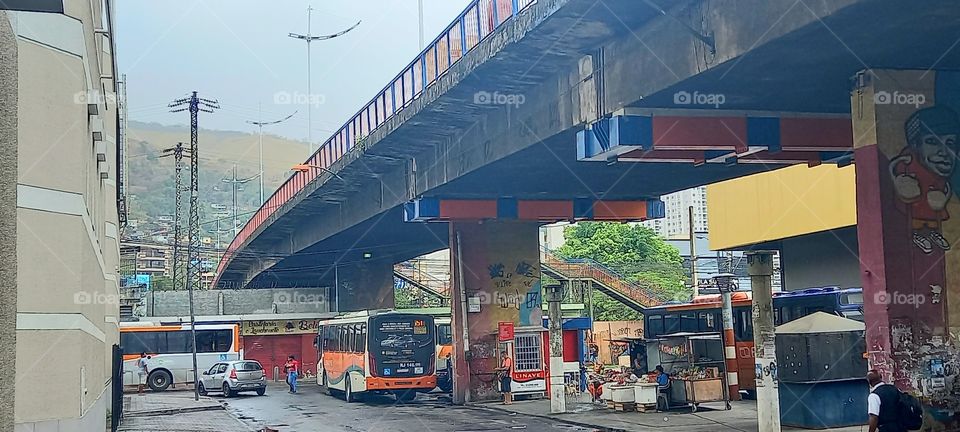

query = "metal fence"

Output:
[[217, 0, 537, 280]]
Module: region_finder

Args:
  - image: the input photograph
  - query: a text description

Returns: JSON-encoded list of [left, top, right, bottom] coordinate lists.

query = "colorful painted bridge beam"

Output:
[[577, 109, 853, 166], [402, 197, 665, 223]]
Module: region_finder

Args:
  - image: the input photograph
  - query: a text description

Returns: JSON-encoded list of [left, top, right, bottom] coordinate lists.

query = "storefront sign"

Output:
[[241, 319, 320, 336]]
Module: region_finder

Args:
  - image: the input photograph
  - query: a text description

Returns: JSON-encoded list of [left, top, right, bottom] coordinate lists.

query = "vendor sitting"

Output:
[[655, 365, 669, 388]]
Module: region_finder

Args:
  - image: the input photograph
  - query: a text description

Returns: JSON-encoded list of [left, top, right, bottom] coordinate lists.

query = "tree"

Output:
[[556, 222, 689, 320]]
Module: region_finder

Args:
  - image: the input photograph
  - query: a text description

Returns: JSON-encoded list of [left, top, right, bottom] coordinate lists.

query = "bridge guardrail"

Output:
[[541, 249, 667, 308], [217, 0, 538, 281]]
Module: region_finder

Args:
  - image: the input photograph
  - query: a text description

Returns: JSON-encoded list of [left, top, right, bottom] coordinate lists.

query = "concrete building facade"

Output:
[[641, 186, 708, 239], [4, 1, 123, 431]]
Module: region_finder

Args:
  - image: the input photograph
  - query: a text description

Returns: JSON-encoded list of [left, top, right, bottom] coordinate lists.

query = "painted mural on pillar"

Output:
[[854, 69, 960, 429], [454, 221, 542, 401]]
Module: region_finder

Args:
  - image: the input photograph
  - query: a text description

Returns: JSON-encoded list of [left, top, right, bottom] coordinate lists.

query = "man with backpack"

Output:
[[867, 370, 924, 432]]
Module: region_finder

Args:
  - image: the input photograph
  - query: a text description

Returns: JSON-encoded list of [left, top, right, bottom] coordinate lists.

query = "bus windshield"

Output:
[[369, 315, 435, 378]]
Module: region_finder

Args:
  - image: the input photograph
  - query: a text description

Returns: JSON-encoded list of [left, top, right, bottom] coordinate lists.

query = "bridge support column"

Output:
[[853, 69, 960, 425], [333, 260, 396, 312], [449, 220, 542, 403]]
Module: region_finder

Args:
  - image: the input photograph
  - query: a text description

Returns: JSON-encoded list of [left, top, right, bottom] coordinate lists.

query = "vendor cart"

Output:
[[645, 332, 731, 413]]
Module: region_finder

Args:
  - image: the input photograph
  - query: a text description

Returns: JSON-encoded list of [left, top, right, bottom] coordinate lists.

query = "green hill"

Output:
[[124, 121, 310, 241]]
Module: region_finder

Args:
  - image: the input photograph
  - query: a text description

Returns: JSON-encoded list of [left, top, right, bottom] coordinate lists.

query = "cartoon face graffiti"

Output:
[[890, 106, 960, 253]]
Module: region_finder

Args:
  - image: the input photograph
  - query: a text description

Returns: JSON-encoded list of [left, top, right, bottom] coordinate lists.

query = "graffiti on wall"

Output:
[[856, 70, 960, 428]]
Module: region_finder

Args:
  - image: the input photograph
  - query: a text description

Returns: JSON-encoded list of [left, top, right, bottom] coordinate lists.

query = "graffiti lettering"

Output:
[[515, 261, 535, 278], [488, 263, 505, 279]]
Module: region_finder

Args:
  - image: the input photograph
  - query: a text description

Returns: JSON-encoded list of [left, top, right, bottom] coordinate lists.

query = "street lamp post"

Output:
[[246, 106, 296, 204], [288, 6, 360, 156]]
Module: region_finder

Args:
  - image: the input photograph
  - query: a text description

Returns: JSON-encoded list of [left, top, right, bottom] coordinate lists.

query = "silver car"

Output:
[[198, 360, 266, 397]]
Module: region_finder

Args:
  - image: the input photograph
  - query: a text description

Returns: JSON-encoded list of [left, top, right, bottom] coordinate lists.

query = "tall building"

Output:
[[3, 2, 123, 431], [642, 186, 708, 239]]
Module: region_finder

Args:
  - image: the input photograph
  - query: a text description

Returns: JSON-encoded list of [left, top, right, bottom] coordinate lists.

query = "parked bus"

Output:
[[119, 322, 240, 391], [643, 286, 863, 398], [436, 317, 453, 392], [317, 310, 437, 402]]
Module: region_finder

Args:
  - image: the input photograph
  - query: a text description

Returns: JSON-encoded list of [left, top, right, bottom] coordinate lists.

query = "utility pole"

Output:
[[288, 6, 360, 156], [246, 106, 296, 205], [688, 205, 698, 296], [222, 165, 257, 236], [169, 91, 218, 401], [714, 274, 740, 403], [418, 0, 425, 49], [747, 251, 780, 431], [159, 142, 189, 291], [546, 283, 566, 413]]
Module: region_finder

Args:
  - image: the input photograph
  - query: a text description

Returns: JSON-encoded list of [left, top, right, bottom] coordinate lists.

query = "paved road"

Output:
[[219, 382, 594, 432]]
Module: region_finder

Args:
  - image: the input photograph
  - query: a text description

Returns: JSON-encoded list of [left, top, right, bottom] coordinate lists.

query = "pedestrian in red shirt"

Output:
[[284, 355, 301, 394]]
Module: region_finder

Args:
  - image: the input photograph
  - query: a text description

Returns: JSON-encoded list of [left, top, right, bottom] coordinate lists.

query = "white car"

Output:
[[198, 360, 266, 397]]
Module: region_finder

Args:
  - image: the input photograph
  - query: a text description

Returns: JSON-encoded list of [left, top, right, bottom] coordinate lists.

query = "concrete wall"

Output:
[[780, 228, 862, 291], [145, 288, 332, 317], [11, 2, 120, 430], [0, 11, 16, 432]]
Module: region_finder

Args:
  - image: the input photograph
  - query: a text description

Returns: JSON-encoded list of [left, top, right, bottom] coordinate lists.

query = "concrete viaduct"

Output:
[[213, 0, 960, 420]]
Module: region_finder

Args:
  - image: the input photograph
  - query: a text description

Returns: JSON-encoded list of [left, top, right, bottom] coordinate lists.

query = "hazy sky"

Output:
[[117, 0, 472, 142]]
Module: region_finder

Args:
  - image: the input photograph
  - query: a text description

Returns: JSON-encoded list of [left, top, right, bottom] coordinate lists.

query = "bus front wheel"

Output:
[[147, 370, 172, 392], [344, 377, 356, 403], [322, 372, 333, 396]]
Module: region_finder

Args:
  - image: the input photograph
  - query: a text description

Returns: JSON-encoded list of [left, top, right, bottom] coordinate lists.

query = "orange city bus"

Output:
[[119, 322, 241, 391], [317, 310, 437, 402], [435, 317, 453, 392]]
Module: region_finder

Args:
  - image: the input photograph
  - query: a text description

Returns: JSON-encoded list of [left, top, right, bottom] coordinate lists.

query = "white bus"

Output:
[[119, 322, 240, 391], [317, 310, 437, 402]]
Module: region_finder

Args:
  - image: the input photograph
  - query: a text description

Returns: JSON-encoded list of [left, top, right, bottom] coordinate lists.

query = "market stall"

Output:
[[645, 332, 731, 413]]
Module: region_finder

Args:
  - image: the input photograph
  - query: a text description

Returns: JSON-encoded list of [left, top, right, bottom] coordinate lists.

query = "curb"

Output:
[[464, 403, 629, 432], [123, 404, 224, 418]]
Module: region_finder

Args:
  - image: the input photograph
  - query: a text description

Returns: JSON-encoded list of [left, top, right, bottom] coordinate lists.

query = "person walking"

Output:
[[284, 355, 301, 394], [495, 349, 513, 405], [135, 353, 150, 394], [868, 370, 910, 432]]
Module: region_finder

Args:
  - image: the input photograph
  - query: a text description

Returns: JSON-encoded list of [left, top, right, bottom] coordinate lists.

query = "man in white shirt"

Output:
[[867, 370, 905, 432]]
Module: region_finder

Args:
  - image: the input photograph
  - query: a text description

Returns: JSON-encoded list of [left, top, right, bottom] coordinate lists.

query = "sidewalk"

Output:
[[119, 389, 254, 432], [469, 398, 866, 432]]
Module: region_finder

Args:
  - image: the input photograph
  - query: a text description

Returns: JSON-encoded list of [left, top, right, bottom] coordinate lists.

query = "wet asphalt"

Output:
[[218, 382, 594, 432]]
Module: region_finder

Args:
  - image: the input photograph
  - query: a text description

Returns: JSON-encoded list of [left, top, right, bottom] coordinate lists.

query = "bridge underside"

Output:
[[224, 0, 960, 291], [218, 0, 960, 413]]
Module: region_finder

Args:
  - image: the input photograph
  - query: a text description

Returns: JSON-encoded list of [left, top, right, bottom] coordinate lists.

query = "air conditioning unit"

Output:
[[95, 140, 107, 162], [91, 116, 104, 141], [98, 160, 109, 180]]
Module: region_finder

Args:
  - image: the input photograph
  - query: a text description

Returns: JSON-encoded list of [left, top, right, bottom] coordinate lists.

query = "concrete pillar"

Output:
[[0, 11, 15, 432], [546, 283, 565, 413], [852, 69, 960, 426], [748, 251, 780, 431], [333, 260, 396, 312], [450, 220, 542, 403]]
